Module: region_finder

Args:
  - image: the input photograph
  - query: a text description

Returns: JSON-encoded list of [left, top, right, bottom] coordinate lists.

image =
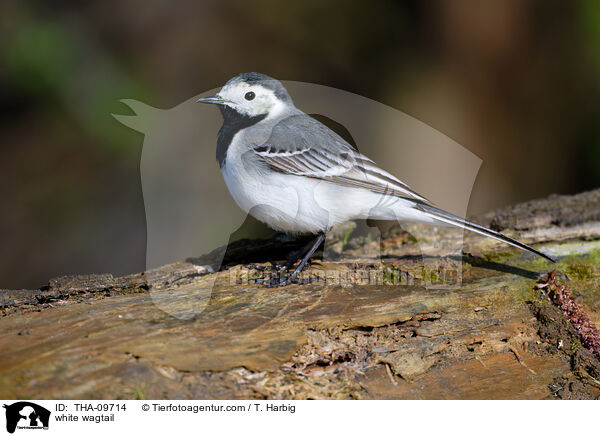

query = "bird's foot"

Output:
[[248, 257, 312, 274], [250, 269, 323, 288], [248, 260, 289, 274]]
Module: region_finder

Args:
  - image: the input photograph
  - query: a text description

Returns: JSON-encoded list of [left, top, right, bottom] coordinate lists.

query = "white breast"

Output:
[[221, 133, 329, 234]]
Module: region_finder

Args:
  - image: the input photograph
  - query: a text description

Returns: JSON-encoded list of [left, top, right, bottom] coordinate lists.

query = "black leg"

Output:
[[252, 233, 326, 287], [281, 233, 326, 285], [250, 234, 321, 273]]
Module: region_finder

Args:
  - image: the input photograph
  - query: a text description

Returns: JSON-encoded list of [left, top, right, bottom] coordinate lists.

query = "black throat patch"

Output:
[[217, 106, 267, 167]]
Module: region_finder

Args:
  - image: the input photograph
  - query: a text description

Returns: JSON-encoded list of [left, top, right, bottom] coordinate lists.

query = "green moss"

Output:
[[342, 227, 354, 249], [514, 252, 553, 272], [379, 260, 458, 286], [508, 277, 541, 303], [380, 261, 401, 284], [566, 262, 594, 280], [548, 247, 600, 283], [380, 261, 414, 285], [129, 384, 147, 400], [482, 250, 518, 264], [505, 245, 600, 278], [581, 247, 600, 265]]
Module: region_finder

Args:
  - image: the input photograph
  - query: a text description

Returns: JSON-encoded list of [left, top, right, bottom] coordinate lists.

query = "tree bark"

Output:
[[1, 189, 600, 399]]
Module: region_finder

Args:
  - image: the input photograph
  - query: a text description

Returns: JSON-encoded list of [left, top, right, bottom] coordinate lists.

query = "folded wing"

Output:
[[254, 114, 430, 203]]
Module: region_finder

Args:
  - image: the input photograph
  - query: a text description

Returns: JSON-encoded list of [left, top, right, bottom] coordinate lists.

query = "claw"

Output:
[[249, 271, 324, 288], [248, 263, 274, 272], [248, 261, 289, 273]]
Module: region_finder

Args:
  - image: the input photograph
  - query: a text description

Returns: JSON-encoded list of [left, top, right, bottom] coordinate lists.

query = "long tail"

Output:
[[414, 203, 556, 263]]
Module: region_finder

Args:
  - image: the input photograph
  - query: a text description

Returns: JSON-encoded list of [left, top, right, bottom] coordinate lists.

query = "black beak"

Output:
[[196, 95, 227, 105]]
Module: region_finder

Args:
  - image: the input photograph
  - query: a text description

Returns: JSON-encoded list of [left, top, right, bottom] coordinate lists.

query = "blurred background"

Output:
[[1, 0, 599, 289]]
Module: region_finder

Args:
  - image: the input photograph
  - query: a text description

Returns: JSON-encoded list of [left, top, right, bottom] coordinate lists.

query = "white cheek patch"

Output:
[[246, 95, 273, 117], [218, 83, 279, 117]]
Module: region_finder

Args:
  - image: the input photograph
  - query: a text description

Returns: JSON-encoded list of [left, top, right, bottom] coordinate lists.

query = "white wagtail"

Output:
[[198, 72, 555, 286]]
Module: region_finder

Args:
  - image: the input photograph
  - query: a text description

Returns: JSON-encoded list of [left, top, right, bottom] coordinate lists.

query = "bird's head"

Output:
[[198, 72, 293, 120]]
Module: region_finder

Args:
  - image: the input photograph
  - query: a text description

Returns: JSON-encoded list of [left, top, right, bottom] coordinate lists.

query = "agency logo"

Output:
[[2, 402, 50, 434]]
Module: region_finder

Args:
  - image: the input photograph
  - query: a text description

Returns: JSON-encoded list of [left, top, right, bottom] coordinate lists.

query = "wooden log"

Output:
[[1, 189, 599, 399]]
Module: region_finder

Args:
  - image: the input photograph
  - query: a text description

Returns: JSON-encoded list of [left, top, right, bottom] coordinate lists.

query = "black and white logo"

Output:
[[3, 402, 50, 434]]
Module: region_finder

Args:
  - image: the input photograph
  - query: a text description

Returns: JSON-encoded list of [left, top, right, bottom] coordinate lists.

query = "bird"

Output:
[[198, 72, 555, 287]]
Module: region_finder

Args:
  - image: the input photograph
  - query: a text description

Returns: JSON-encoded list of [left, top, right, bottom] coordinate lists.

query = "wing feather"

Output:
[[254, 114, 430, 203]]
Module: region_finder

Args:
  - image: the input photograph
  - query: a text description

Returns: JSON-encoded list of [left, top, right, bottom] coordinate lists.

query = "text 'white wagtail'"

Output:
[[198, 73, 555, 287]]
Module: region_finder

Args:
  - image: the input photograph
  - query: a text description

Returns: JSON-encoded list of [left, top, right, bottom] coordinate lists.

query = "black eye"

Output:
[[244, 91, 255, 101]]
